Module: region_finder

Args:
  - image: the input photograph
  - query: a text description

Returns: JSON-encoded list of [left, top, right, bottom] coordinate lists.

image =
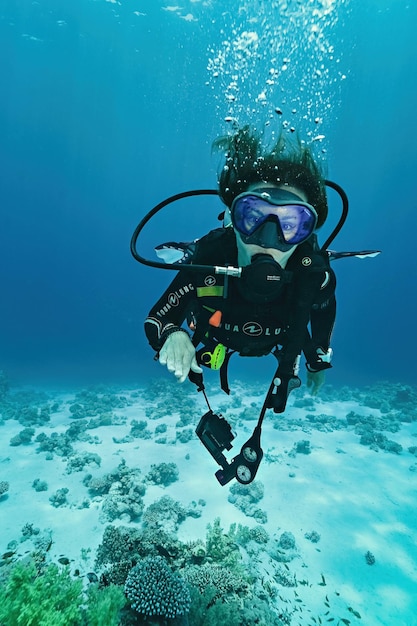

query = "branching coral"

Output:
[[183, 562, 247, 599]]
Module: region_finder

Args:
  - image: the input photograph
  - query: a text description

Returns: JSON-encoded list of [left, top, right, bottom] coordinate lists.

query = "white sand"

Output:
[[1, 382, 416, 626]]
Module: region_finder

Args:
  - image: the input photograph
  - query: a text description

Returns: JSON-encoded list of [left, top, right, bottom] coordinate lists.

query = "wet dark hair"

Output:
[[213, 125, 328, 228]]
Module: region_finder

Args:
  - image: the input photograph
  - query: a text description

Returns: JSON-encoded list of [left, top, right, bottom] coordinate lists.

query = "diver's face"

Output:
[[235, 183, 308, 265]]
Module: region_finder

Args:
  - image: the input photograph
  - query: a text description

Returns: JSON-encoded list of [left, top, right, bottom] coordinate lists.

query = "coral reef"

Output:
[[176, 427, 194, 443], [0, 480, 9, 497], [9, 427, 36, 446], [205, 518, 242, 567], [183, 562, 248, 599], [84, 460, 146, 523], [68, 387, 130, 421], [145, 462, 179, 486], [36, 431, 74, 458], [365, 551, 376, 565], [66, 451, 101, 473], [49, 487, 69, 507], [124, 556, 191, 619], [143, 495, 187, 532], [289, 439, 312, 456], [0, 558, 125, 626], [304, 530, 321, 543], [129, 419, 152, 439], [228, 480, 267, 523], [0, 561, 84, 626], [358, 430, 403, 454]]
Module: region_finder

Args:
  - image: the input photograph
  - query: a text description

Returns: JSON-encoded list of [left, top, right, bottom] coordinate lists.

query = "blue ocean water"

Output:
[[1, 4, 417, 625], [1, 0, 416, 388]]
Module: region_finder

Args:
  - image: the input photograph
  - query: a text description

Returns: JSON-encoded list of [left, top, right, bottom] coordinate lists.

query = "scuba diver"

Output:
[[132, 125, 379, 485]]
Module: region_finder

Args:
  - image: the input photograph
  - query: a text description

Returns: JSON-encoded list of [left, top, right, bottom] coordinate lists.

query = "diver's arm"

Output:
[[266, 270, 324, 413], [144, 271, 196, 351], [144, 271, 203, 382], [279, 270, 325, 376], [304, 270, 336, 371]]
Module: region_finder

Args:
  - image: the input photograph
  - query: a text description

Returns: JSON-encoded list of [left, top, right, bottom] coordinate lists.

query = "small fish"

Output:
[[155, 544, 175, 559], [45, 538, 53, 552], [2, 551, 16, 559], [318, 573, 326, 586], [58, 557, 70, 565], [86, 572, 98, 583]]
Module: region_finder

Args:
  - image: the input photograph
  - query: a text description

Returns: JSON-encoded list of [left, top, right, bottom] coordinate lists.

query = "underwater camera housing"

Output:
[[196, 411, 264, 485]]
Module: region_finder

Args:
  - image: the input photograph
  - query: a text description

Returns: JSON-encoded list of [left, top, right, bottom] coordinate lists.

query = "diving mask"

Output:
[[231, 188, 318, 248]]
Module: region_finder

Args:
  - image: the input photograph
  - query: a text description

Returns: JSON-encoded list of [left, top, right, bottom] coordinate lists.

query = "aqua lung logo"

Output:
[[223, 321, 282, 336], [156, 283, 194, 317], [242, 322, 263, 337], [302, 257, 312, 267], [168, 293, 179, 307], [204, 275, 216, 286]]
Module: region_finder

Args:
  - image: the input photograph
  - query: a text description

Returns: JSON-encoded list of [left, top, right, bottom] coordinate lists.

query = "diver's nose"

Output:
[[257, 218, 284, 248]]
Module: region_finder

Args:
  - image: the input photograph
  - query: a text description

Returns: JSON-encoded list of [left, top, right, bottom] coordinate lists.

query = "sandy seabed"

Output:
[[0, 378, 416, 626]]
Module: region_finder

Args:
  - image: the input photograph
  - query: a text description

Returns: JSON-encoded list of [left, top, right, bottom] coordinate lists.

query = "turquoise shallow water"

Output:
[[0, 1, 416, 624]]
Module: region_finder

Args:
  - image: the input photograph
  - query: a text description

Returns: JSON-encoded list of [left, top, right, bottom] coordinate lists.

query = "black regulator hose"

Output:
[[321, 180, 349, 250], [130, 189, 219, 272]]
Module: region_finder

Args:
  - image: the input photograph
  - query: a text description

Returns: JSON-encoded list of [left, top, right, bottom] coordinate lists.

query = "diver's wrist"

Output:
[[306, 347, 333, 372], [159, 325, 190, 347]]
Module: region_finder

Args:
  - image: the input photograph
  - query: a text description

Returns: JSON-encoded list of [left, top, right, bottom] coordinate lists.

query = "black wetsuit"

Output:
[[145, 228, 336, 380]]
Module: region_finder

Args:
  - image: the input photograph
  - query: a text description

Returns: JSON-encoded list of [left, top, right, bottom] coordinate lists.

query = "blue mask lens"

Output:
[[231, 190, 318, 245]]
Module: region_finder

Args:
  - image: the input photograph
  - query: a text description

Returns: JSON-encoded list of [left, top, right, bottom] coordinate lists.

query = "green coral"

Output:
[[188, 586, 242, 626], [84, 584, 126, 626], [206, 518, 241, 567], [0, 561, 126, 626], [0, 561, 83, 626]]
